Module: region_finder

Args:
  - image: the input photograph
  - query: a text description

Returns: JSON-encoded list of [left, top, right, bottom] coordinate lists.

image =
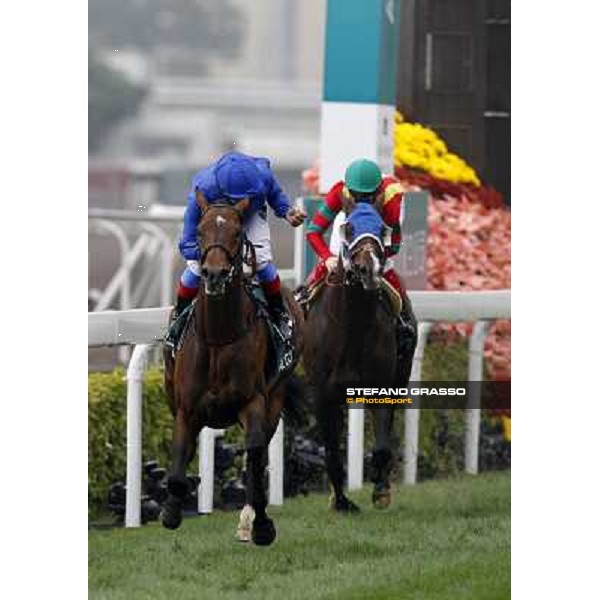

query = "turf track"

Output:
[[89, 471, 509, 599]]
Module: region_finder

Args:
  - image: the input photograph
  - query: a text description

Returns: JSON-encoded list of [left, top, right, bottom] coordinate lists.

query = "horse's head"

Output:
[[196, 191, 249, 296], [339, 202, 389, 291]]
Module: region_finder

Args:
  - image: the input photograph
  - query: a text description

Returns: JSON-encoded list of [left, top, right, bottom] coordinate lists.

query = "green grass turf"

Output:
[[89, 471, 510, 600]]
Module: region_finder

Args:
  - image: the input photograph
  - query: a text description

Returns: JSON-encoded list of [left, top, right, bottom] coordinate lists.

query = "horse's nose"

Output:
[[354, 264, 368, 276], [202, 268, 219, 284], [203, 267, 228, 283]]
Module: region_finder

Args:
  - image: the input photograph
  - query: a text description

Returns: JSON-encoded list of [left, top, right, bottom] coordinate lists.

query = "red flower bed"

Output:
[[394, 166, 505, 210], [395, 167, 511, 382]]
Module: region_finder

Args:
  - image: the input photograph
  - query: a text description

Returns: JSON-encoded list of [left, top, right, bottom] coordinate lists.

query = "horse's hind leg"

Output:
[[161, 406, 202, 530], [318, 400, 360, 513], [240, 394, 277, 546], [371, 408, 395, 509]]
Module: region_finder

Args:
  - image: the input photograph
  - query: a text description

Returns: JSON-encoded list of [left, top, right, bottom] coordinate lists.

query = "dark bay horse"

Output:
[[161, 192, 303, 546], [304, 200, 415, 511]]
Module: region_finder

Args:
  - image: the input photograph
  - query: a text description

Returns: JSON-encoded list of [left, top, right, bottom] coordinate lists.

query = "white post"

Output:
[[94, 220, 131, 311], [161, 242, 174, 307], [125, 343, 152, 528], [198, 428, 224, 514], [93, 220, 132, 364], [268, 419, 284, 505], [94, 233, 151, 312], [347, 407, 365, 490], [142, 223, 174, 307], [465, 320, 491, 475], [293, 197, 305, 287], [403, 322, 432, 485]]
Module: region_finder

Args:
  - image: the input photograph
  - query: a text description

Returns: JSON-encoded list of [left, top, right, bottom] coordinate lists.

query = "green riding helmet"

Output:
[[344, 159, 383, 194]]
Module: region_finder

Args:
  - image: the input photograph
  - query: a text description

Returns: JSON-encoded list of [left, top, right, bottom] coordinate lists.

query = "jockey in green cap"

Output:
[[305, 158, 417, 362]]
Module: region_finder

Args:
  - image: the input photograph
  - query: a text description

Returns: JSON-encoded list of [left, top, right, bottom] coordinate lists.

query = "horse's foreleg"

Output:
[[318, 399, 360, 513], [240, 394, 276, 546], [161, 406, 202, 530], [371, 407, 395, 508]]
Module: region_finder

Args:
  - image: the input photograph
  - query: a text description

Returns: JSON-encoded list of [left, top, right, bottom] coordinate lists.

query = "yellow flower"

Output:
[[394, 111, 481, 186]]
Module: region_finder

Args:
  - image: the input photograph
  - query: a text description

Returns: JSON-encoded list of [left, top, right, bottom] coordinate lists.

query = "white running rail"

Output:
[[88, 289, 510, 527]]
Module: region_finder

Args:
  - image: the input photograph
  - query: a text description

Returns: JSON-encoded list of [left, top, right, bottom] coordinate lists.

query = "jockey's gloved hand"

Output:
[[325, 256, 338, 273], [285, 207, 307, 227]]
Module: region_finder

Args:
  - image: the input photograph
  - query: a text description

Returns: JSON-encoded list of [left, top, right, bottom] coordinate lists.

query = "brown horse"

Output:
[[303, 200, 416, 512], [161, 192, 303, 546]]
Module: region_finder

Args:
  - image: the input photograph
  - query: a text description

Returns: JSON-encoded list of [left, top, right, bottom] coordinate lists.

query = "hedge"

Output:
[[88, 367, 174, 516]]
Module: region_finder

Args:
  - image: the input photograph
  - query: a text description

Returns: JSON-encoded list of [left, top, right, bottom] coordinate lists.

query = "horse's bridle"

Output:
[[340, 234, 385, 287], [198, 203, 251, 285]]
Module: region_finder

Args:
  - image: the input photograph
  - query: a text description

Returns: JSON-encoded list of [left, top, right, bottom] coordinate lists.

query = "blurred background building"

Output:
[[89, 0, 326, 210], [89, 0, 509, 211]]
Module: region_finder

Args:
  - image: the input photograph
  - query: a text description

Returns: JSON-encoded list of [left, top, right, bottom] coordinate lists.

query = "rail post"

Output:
[[198, 428, 225, 514], [141, 223, 174, 307], [465, 320, 491, 474], [347, 408, 365, 490], [403, 322, 432, 485], [125, 343, 153, 527], [268, 419, 284, 505]]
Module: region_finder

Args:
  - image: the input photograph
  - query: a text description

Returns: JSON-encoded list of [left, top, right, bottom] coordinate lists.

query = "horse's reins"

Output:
[[323, 235, 386, 327], [196, 204, 258, 345]]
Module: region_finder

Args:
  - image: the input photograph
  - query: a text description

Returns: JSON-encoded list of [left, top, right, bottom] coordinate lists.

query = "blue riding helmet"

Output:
[[214, 152, 263, 199]]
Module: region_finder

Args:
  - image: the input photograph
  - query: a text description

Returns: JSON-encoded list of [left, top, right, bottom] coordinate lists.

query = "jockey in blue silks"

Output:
[[166, 151, 306, 348]]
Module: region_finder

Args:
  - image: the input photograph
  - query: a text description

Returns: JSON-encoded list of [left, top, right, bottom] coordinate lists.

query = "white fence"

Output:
[[88, 290, 510, 528], [88, 209, 302, 317]]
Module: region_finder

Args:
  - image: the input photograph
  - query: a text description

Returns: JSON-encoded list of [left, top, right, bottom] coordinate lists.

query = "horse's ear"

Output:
[[195, 189, 209, 213], [341, 186, 355, 215], [234, 197, 250, 213]]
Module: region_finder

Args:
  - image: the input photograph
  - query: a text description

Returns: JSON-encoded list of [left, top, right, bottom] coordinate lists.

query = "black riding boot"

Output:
[[265, 291, 294, 372], [165, 295, 194, 349]]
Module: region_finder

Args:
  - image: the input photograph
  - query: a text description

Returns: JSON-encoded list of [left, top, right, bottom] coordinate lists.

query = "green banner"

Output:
[[323, 0, 401, 105]]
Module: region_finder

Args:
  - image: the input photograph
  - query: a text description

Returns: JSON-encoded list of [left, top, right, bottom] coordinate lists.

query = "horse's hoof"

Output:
[[252, 517, 276, 546], [160, 508, 182, 530], [160, 497, 183, 530], [372, 486, 392, 509], [236, 526, 252, 543], [330, 494, 361, 513], [236, 505, 255, 543]]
